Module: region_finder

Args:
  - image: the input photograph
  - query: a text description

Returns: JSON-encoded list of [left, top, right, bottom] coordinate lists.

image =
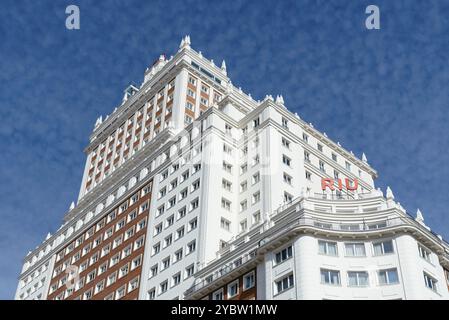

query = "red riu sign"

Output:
[[321, 178, 358, 191]]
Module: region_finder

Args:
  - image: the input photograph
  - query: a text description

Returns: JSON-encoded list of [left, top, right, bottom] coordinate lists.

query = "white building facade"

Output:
[[15, 37, 449, 300]]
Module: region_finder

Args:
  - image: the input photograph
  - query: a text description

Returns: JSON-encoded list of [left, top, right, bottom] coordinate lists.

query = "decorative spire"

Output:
[[221, 60, 227, 75], [94, 116, 103, 128], [323, 132, 327, 137], [309, 122, 314, 128], [386, 186, 395, 199], [198, 51, 203, 58], [362, 152, 368, 163], [179, 35, 191, 51], [416, 208, 424, 223], [275, 95, 284, 105], [46, 233, 51, 240], [69, 201, 75, 211], [337, 141, 341, 146], [210, 59, 215, 66]]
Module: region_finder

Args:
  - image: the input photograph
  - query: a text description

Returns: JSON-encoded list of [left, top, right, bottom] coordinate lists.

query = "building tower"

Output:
[[15, 37, 449, 300]]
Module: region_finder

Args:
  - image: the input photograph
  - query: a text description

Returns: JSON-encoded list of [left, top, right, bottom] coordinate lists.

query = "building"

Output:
[[15, 36, 449, 300]]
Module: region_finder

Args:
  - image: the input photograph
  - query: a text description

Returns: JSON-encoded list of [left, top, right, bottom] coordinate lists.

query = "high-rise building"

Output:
[[15, 36, 449, 300]]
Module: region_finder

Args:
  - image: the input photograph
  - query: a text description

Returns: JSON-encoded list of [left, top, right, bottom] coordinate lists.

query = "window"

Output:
[[86, 270, 96, 284], [222, 179, 232, 191], [424, 273, 438, 292], [113, 235, 123, 249], [135, 236, 145, 250], [252, 192, 261, 204], [168, 197, 176, 208], [318, 240, 338, 256], [158, 187, 167, 199], [282, 155, 291, 166], [213, 289, 224, 300], [320, 269, 340, 286], [187, 240, 196, 254], [169, 179, 178, 191], [223, 144, 233, 155], [188, 217, 197, 231], [223, 161, 233, 173], [190, 198, 199, 211], [221, 198, 231, 211], [283, 192, 293, 203], [193, 163, 201, 173], [418, 245, 432, 263], [188, 76, 196, 85], [275, 274, 294, 294], [162, 257, 170, 270], [106, 272, 117, 287], [221, 218, 231, 231], [305, 171, 312, 180], [319, 160, 325, 172], [184, 115, 193, 125], [253, 117, 260, 128], [334, 170, 339, 179], [116, 219, 125, 231], [154, 223, 163, 236], [302, 133, 308, 142], [165, 215, 175, 228], [378, 268, 399, 285], [174, 227, 185, 241], [181, 170, 190, 182], [129, 277, 139, 292], [174, 249, 183, 262], [253, 211, 261, 225], [240, 201, 247, 212], [110, 254, 120, 267], [150, 264, 158, 278], [282, 118, 288, 129], [345, 161, 351, 171], [200, 97, 208, 106], [348, 271, 369, 287], [252, 172, 260, 184], [152, 243, 161, 255], [243, 272, 255, 290], [283, 173, 292, 185], [185, 264, 195, 278], [317, 143, 323, 152], [240, 220, 248, 232], [148, 288, 156, 300], [158, 169, 169, 182], [332, 153, 337, 161], [192, 179, 200, 191], [128, 210, 137, 222], [186, 102, 194, 110], [345, 243, 366, 257], [178, 207, 186, 220], [275, 246, 293, 264], [179, 188, 188, 200], [240, 181, 247, 192], [164, 235, 173, 247], [228, 280, 239, 298], [95, 280, 105, 294], [373, 240, 394, 255], [187, 89, 195, 98], [122, 245, 132, 258], [172, 273, 181, 287]]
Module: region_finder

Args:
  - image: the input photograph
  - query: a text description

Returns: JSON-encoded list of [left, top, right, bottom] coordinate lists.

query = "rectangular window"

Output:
[[305, 171, 312, 180], [283, 173, 292, 185], [424, 273, 438, 292], [348, 271, 369, 287], [318, 240, 338, 256], [252, 172, 260, 184], [373, 240, 394, 256], [221, 198, 231, 211], [252, 192, 261, 204], [187, 240, 196, 254], [275, 274, 294, 294], [172, 273, 181, 287], [243, 272, 255, 291], [302, 133, 308, 142], [319, 160, 325, 172], [344, 243, 366, 257], [317, 143, 323, 152], [378, 268, 399, 285], [418, 245, 432, 263], [275, 246, 293, 264], [282, 137, 290, 148], [282, 155, 291, 166], [228, 280, 239, 298], [162, 257, 170, 270], [320, 269, 340, 286], [220, 218, 231, 231]]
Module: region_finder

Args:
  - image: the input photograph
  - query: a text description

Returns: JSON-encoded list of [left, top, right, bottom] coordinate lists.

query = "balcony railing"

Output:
[[184, 250, 257, 297]]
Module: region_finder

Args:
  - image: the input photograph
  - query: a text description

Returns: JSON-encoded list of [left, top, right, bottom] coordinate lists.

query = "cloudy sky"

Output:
[[1, 0, 448, 299]]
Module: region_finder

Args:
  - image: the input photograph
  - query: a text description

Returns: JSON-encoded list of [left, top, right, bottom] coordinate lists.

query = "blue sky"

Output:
[[1, 0, 448, 299]]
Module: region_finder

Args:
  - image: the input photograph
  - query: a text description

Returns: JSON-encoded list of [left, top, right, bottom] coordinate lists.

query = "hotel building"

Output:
[[15, 36, 449, 300]]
